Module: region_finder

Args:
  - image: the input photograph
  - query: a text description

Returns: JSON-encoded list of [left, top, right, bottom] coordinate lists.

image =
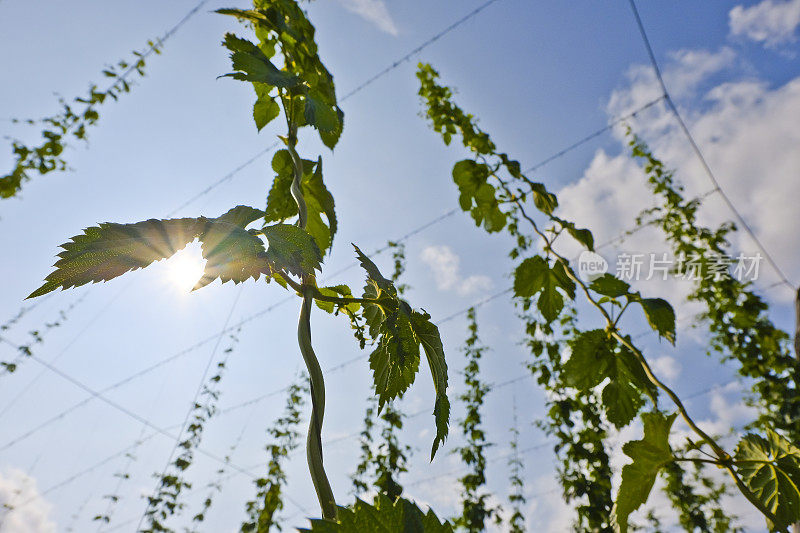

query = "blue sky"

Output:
[[1, 0, 799, 531]]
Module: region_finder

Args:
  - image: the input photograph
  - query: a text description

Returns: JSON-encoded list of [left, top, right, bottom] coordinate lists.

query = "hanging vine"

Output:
[[417, 62, 800, 532], [452, 308, 501, 531], [241, 376, 308, 532], [1, 42, 163, 200], [626, 129, 800, 443], [26, 1, 452, 528], [525, 306, 615, 531], [506, 396, 526, 533]]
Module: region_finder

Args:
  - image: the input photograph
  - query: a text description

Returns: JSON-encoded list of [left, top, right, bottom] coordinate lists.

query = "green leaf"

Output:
[[194, 222, 268, 290], [564, 331, 651, 427], [263, 151, 336, 254], [302, 157, 337, 254], [411, 311, 450, 460], [637, 297, 676, 345], [265, 150, 301, 223], [451, 159, 506, 233], [253, 88, 280, 132], [28, 217, 206, 298], [214, 205, 264, 228], [735, 430, 800, 531], [369, 306, 420, 409], [590, 274, 630, 298], [602, 379, 644, 429], [613, 411, 677, 533], [513, 256, 575, 322], [304, 91, 339, 133], [319, 106, 344, 149], [29, 206, 274, 297], [260, 224, 322, 277], [220, 33, 298, 88], [298, 495, 453, 532], [314, 284, 358, 314], [353, 244, 392, 292], [563, 329, 613, 390]]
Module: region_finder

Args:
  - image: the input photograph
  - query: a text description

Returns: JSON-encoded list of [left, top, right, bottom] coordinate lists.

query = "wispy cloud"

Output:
[[729, 0, 800, 47], [421, 245, 492, 296], [0, 469, 56, 533], [337, 0, 399, 36]]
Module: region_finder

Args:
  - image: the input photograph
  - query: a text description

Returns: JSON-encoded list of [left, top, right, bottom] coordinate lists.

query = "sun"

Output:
[[164, 246, 206, 292]]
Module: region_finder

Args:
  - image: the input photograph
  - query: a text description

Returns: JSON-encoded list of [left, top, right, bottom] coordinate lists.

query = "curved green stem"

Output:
[[285, 126, 337, 519], [298, 287, 337, 519]]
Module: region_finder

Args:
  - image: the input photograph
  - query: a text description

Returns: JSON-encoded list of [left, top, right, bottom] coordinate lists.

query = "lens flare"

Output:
[[164, 247, 206, 292]]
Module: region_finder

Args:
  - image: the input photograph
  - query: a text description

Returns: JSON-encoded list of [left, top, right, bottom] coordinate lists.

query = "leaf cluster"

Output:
[[1, 40, 162, 199], [217, 1, 344, 148], [452, 308, 502, 532], [242, 377, 309, 532], [626, 131, 800, 443], [299, 495, 453, 533]]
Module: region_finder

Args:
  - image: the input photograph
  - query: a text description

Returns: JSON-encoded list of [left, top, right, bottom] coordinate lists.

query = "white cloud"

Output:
[[337, 0, 399, 36], [729, 0, 800, 47], [421, 245, 493, 296], [650, 355, 681, 382], [0, 469, 56, 533], [559, 45, 800, 304]]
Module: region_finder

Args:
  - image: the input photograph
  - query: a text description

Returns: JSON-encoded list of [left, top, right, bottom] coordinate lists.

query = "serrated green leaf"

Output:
[[319, 106, 344, 150], [315, 284, 358, 314], [638, 297, 676, 345], [513, 256, 575, 322], [28, 217, 206, 298], [221, 33, 298, 88], [613, 411, 677, 533], [302, 157, 337, 254], [304, 92, 339, 133], [215, 205, 265, 228], [298, 495, 453, 532], [264, 151, 336, 254], [602, 380, 644, 429], [260, 223, 322, 277], [563, 329, 613, 390], [353, 244, 392, 292], [735, 430, 800, 531], [369, 307, 420, 408], [29, 206, 272, 297], [564, 330, 651, 427], [253, 90, 280, 131], [194, 222, 268, 290], [452, 159, 506, 233], [590, 274, 630, 298], [265, 150, 300, 223], [411, 311, 450, 460]]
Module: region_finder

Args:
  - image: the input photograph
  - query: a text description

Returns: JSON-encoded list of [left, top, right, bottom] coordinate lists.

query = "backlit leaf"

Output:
[[735, 430, 800, 531], [260, 223, 322, 278], [638, 297, 676, 345], [613, 411, 677, 533]]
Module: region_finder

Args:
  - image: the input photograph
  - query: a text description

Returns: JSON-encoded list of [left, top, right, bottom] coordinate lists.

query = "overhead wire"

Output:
[[625, 0, 795, 290]]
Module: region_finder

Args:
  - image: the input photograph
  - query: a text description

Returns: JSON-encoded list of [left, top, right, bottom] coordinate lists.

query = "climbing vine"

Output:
[[453, 308, 501, 532], [525, 306, 615, 531], [417, 62, 800, 532], [241, 376, 308, 532], [626, 130, 800, 443], [506, 397, 526, 533], [26, 1, 450, 527], [1, 42, 162, 199]]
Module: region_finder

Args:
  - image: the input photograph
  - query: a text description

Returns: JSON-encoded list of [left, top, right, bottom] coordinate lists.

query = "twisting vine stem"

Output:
[[286, 125, 337, 519]]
